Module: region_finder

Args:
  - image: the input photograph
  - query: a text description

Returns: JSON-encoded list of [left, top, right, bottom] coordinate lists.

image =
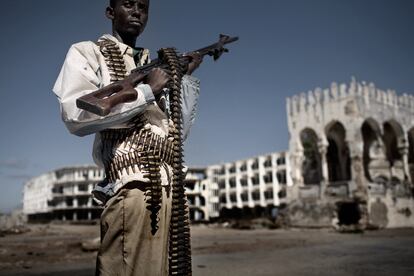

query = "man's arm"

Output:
[[53, 42, 156, 136]]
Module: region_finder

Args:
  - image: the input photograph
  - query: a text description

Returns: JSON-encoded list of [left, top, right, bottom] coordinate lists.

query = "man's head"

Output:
[[106, 0, 149, 39]]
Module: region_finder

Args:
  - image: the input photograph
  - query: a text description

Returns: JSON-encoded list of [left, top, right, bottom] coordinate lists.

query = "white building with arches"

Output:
[[286, 78, 414, 228]]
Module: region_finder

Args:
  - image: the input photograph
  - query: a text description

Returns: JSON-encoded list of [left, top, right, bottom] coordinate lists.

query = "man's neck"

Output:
[[113, 31, 137, 48]]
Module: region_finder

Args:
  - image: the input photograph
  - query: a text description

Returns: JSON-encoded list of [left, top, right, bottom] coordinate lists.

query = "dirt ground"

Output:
[[1, 224, 414, 276]]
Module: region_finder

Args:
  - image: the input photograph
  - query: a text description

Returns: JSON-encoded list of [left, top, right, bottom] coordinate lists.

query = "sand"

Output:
[[1, 224, 414, 275]]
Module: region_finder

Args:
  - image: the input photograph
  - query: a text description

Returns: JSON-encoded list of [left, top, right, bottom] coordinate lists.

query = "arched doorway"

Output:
[[383, 120, 405, 181], [326, 121, 351, 182], [361, 119, 385, 181], [408, 128, 414, 183], [300, 128, 322, 185]]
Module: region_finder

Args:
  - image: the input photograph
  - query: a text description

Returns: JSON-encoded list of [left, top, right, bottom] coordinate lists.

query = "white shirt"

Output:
[[53, 34, 200, 201]]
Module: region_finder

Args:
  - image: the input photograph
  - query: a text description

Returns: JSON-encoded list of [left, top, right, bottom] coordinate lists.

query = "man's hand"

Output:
[[145, 68, 171, 96], [185, 52, 203, 75]]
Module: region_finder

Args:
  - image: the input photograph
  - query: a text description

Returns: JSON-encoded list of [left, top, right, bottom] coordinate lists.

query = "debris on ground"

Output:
[[81, 237, 100, 252], [0, 210, 30, 237]]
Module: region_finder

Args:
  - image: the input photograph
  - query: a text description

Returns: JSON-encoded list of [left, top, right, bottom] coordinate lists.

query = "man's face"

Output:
[[107, 0, 149, 37]]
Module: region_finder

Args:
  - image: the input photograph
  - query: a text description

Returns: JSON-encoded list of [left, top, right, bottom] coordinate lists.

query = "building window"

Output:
[[264, 190, 274, 200], [83, 170, 89, 179], [252, 191, 260, 201], [277, 171, 287, 184], [251, 159, 259, 170], [78, 184, 88, 192], [229, 177, 236, 188], [200, 196, 206, 206], [263, 172, 273, 183], [240, 163, 247, 172], [278, 187, 287, 198], [187, 196, 195, 205], [241, 192, 248, 202], [220, 195, 227, 204], [264, 156, 272, 168], [229, 164, 236, 174], [52, 186, 63, 194], [218, 167, 225, 175], [78, 197, 89, 207], [251, 174, 260, 185], [277, 156, 286, 165], [230, 193, 237, 203], [66, 198, 73, 207], [240, 177, 248, 187], [219, 180, 226, 189]]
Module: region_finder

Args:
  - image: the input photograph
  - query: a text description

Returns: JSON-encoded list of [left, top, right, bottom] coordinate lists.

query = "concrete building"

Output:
[[23, 165, 103, 222], [286, 78, 414, 228], [184, 167, 211, 221], [205, 152, 292, 219], [23, 165, 213, 223], [23, 152, 292, 223]]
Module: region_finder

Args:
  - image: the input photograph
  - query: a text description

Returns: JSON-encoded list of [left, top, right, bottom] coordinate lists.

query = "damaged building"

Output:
[[23, 153, 292, 224], [286, 78, 414, 228], [206, 152, 292, 220], [23, 165, 212, 223], [23, 165, 104, 222]]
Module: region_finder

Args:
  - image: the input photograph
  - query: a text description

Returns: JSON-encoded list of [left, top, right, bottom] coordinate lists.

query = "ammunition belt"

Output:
[[101, 127, 175, 183], [158, 48, 193, 275], [97, 38, 128, 82]]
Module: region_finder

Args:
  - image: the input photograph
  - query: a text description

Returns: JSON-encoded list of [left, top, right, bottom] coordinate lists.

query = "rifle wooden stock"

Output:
[[76, 34, 238, 116]]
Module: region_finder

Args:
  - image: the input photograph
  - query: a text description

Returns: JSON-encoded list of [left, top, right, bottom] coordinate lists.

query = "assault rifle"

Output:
[[76, 34, 238, 116]]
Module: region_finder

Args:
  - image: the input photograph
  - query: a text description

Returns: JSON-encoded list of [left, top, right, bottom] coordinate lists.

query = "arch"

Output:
[[362, 118, 382, 136], [300, 128, 322, 185], [324, 120, 349, 141], [408, 127, 414, 181], [385, 119, 404, 137], [383, 120, 406, 181], [408, 128, 414, 163], [383, 120, 404, 166], [325, 121, 351, 182], [361, 119, 382, 181]]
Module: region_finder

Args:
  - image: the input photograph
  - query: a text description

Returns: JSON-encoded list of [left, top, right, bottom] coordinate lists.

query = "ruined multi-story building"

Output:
[[23, 152, 292, 223], [286, 78, 414, 228], [23, 165, 213, 223], [206, 152, 292, 219], [23, 165, 104, 222], [182, 167, 211, 221]]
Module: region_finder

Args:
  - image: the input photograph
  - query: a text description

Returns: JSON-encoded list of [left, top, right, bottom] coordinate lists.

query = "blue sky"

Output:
[[0, 0, 413, 212]]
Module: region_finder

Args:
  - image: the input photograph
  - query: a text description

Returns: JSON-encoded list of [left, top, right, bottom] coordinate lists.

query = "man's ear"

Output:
[[106, 7, 115, 20]]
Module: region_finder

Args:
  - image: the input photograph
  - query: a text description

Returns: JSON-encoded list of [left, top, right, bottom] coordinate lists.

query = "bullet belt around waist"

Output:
[[100, 127, 175, 182]]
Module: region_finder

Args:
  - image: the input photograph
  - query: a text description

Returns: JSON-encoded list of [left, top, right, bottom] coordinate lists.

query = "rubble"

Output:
[[81, 237, 100, 252], [0, 209, 30, 237]]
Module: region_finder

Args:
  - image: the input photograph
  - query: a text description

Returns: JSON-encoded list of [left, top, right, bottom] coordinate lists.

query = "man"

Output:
[[53, 0, 202, 275]]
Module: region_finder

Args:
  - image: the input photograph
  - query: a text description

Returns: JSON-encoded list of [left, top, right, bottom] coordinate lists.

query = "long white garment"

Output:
[[53, 34, 200, 201]]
